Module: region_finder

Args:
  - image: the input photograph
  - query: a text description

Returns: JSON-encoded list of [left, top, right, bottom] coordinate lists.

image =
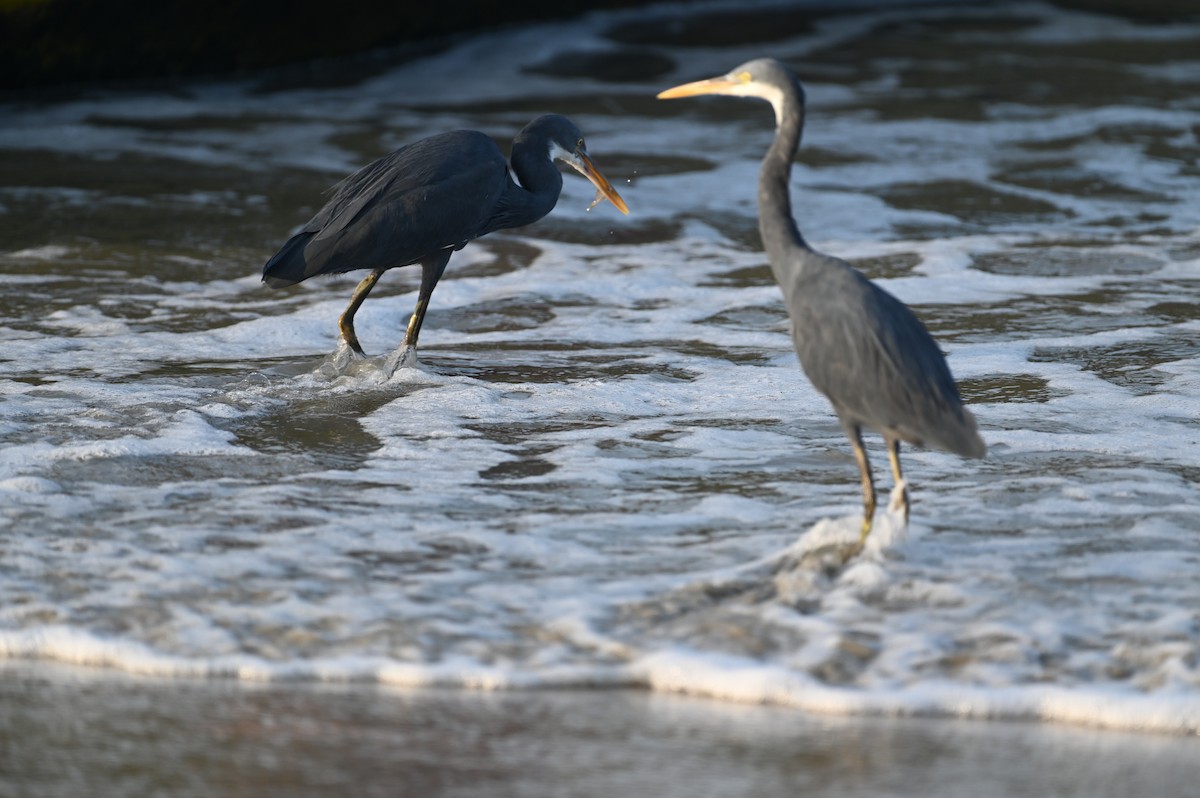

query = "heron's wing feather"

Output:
[[312, 131, 504, 240], [794, 261, 982, 456], [271, 131, 508, 280], [303, 159, 506, 271]]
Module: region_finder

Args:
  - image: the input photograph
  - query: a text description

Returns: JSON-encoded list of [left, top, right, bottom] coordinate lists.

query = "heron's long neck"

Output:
[[508, 143, 563, 227], [758, 86, 812, 293]]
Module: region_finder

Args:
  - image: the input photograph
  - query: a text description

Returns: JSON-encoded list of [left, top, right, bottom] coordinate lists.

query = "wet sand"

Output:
[[3, 663, 1196, 797]]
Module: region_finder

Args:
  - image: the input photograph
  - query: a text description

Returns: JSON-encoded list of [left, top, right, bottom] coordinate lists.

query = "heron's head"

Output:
[[656, 58, 803, 127], [521, 114, 630, 215]]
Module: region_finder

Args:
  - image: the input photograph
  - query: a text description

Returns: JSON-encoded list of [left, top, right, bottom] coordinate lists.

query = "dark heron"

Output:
[[658, 59, 984, 544], [262, 114, 629, 367]]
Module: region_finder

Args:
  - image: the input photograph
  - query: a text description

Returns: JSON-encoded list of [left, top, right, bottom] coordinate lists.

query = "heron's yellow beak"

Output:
[[657, 72, 748, 99], [572, 151, 630, 215]]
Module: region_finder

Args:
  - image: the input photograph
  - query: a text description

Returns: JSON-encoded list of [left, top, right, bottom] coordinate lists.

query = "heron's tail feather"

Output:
[[946, 406, 987, 459], [262, 232, 315, 287]]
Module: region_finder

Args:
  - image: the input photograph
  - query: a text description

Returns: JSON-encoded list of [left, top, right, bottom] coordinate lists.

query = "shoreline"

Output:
[[4, 625, 1199, 738]]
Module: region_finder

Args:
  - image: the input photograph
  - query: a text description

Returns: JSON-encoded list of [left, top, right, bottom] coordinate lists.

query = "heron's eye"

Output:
[[576, 138, 585, 151]]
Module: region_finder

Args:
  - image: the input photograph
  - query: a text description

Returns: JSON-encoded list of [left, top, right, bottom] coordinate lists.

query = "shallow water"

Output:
[[2, 0, 1199, 745]]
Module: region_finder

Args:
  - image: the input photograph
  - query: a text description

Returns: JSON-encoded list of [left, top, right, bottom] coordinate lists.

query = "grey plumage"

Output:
[[783, 253, 984, 459], [660, 58, 984, 543]]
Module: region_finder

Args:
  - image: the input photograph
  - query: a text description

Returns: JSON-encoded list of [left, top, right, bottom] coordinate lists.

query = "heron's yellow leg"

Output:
[[401, 251, 453, 350], [849, 426, 876, 546], [338, 269, 385, 356], [402, 295, 429, 348], [887, 438, 910, 524]]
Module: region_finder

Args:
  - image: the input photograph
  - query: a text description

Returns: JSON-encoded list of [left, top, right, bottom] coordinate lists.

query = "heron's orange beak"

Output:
[[574, 151, 630, 215], [657, 73, 747, 99]]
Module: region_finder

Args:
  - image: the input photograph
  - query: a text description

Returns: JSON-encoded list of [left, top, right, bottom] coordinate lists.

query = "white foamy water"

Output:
[[2, 0, 1199, 737]]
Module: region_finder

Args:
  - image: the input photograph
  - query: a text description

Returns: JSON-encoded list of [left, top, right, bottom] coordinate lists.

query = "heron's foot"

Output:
[[337, 322, 368, 358], [840, 514, 874, 563], [887, 479, 910, 524], [858, 513, 874, 546], [317, 338, 366, 377], [336, 336, 368, 360], [384, 344, 419, 375]]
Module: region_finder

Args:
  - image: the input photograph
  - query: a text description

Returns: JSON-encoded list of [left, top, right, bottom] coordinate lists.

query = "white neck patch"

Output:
[[550, 142, 575, 164], [727, 81, 788, 129]]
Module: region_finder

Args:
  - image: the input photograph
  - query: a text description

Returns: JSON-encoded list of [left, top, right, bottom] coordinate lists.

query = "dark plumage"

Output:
[[263, 115, 628, 365], [659, 58, 984, 544]]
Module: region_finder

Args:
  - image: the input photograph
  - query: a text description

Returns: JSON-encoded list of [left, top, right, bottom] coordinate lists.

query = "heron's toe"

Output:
[[334, 337, 368, 361], [385, 345, 419, 375]]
